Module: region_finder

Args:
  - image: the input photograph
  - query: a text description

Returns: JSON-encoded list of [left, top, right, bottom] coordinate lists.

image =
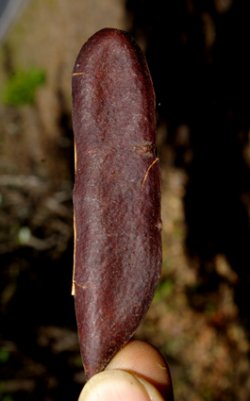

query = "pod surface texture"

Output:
[[72, 28, 161, 379]]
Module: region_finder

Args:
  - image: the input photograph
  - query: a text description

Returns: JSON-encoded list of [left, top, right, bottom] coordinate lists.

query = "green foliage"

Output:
[[153, 277, 174, 302], [2, 396, 14, 401], [0, 347, 10, 363], [1, 68, 46, 106]]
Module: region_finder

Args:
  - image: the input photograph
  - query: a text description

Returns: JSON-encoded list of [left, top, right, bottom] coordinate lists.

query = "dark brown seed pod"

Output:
[[72, 28, 162, 380]]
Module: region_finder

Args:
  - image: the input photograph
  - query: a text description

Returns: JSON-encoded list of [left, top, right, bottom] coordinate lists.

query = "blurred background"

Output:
[[0, 0, 249, 400]]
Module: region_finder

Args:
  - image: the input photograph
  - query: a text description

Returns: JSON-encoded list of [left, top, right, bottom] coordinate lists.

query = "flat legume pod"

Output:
[[72, 28, 162, 379]]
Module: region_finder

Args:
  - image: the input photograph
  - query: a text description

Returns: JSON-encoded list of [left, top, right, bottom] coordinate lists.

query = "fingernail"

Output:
[[78, 370, 163, 401]]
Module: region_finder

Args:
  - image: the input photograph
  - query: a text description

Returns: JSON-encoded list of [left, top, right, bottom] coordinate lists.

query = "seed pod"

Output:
[[72, 28, 161, 379]]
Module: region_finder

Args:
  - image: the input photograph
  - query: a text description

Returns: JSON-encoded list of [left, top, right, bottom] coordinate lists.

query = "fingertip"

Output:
[[106, 340, 173, 400], [78, 370, 164, 401]]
